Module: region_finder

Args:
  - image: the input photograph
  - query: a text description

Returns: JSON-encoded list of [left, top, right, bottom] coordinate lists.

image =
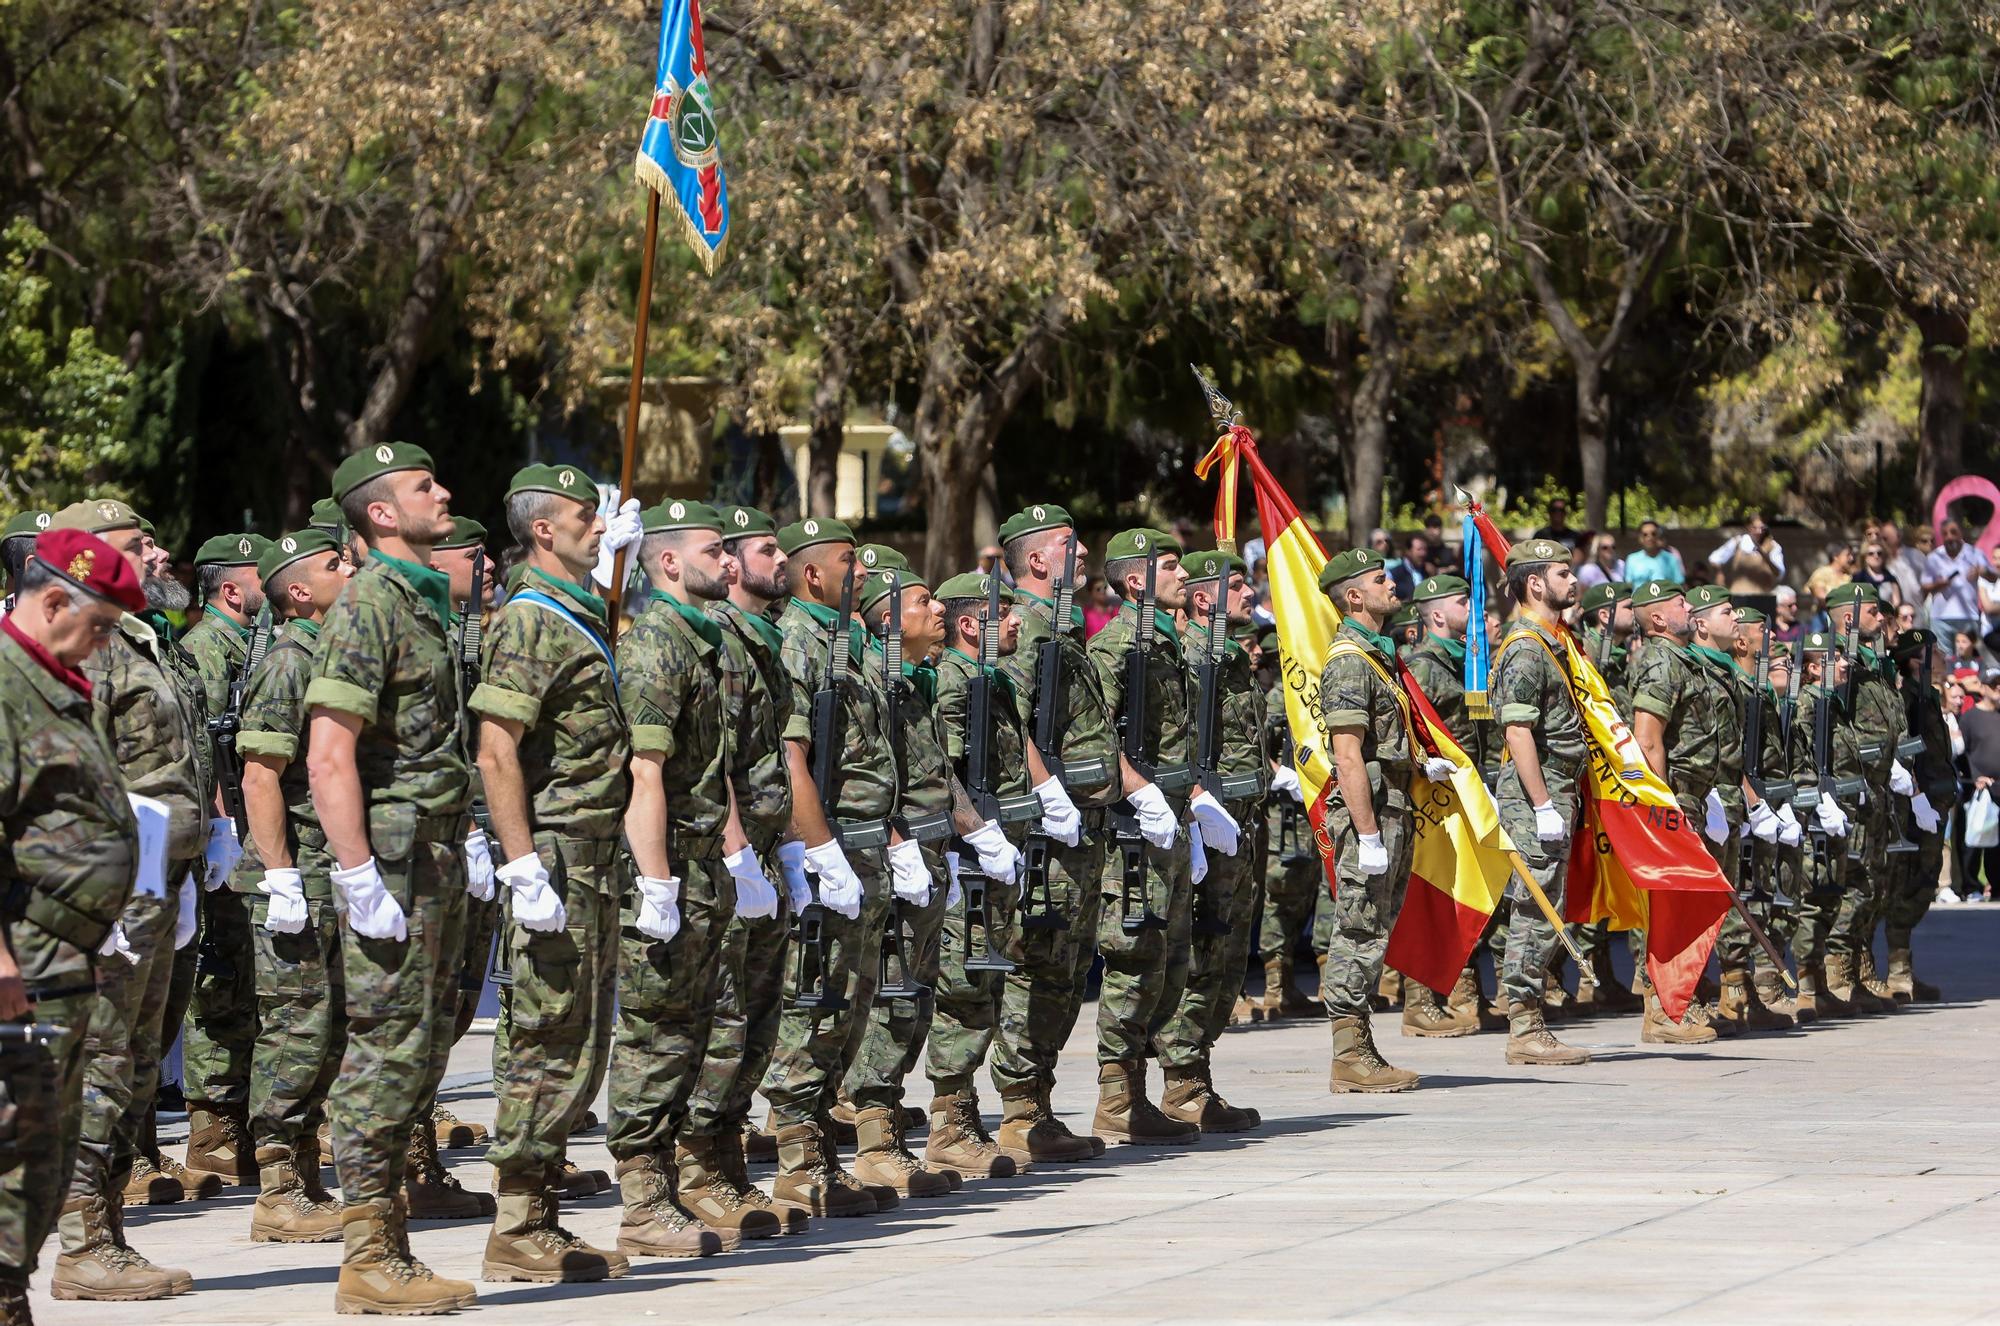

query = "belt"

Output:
[[894, 811, 953, 844], [992, 792, 1041, 824], [548, 835, 621, 868], [668, 826, 724, 859], [1153, 766, 1195, 793], [415, 814, 462, 844], [833, 817, 890, 850]]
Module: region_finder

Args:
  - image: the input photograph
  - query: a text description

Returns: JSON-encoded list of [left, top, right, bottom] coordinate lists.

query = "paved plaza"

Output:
[[30, 907, 2000, 1324]]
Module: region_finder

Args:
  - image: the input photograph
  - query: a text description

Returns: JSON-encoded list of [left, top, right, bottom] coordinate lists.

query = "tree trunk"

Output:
[[1345, 258, 1399, 548], [914, 324, 1052, 581], [806, 338, 848, 518], [1575, 358, 1610, 531], [1910, 303, 1969, 507]]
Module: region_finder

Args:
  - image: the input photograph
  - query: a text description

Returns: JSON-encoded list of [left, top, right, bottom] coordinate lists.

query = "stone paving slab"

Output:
[[28, 907, 2000, 1324]]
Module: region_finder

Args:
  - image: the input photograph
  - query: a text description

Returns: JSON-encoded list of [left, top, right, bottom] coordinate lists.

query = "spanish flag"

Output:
[[1197, 424, 1515, 995]]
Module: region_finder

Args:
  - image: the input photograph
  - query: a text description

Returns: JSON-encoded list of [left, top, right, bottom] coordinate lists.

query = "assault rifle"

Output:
[[1114, 549, 1167, 935], [790, 573, 856, 1012], [955, 573, 1020, 974], [876, 570, 929, 1000], [1740, 626, 1792, 907], [1188, 577, 1238, 936], [1018, 534, 1081, 931], [1274, 728, 1310, 864], [210, 605, 274, 836]]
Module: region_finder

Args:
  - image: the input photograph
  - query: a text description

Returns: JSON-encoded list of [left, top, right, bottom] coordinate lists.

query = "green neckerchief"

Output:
[[794, 596, 870, 664], [141, 610, 176, 646], [866, 633, 937, 704], [210, 610, 251, 641], [1341, 616, 1399, 662], [721, 599, 784, 655], [649, 588, 720, 648], [286, 618, 321, 642], [1119, 601, 1182, 657], [1688, 643, 1735, 673], [1017, 587, 1085, 634], [370, 549, 454, 626], [527, 567, 609, 625], [945, 643, 1017, 707], [1423, 632, 1466, 663]]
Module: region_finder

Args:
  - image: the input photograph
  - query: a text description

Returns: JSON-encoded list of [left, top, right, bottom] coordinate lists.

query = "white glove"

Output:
[[1422, 756, 1456, 783], [1890, 759, 1915, 796], [964, 821, 1021, 885], [1188, 787, 1241, 856], [943, 851, 964, 907], [1748, 800, 1781, 844], [1911, 792, 1940, 833], [1128, 782, 1179, 850], [591, 497, 644, 588], [776, 841, 813, 913], [261, 867, 309, 935], [99, 921, 140, 963], [203, 817, 241, 891], [1533, 801, 1567, 845], [888, 839, 932, 906], [1272, 762, 1304, 803], [1815, 795, 1849, 839], [498, 852, 567, 933], [803, 840, 864, 919], [463, 829, 495, 902], [725, 847, 780, 919], [332, 858, 408, 941], [1776, 802, 1804, 847], [634, 874, 681, 942], [174, 872, 199, 949], [1032, 777, 1083, 847], [1703, 789, 1729, 845], [1356, 831, 1389, 876], [1188, 828, 1209, 884]]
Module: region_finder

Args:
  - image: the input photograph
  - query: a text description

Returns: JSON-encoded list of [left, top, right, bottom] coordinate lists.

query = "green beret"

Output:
[[777, 515, 855, 556], [1632, 579, 1684, 607], [1411, 573, 1470, 603], [1799, 631, 1835, 656], [854, 544, 909, 575], [1891, 628, 1936, 659], [1258, 629, 1281, 654], [435, 517, 487, 550], [1577, 581, 1629, 615], [1821, 581, 1877, 609], [858, 563, 928, 613], [331, 441, 435, 502], [1103, 528, 1178, 562], [1181, 549, 1247, 583], [194, 533, 274, 568], [641, 498, 723, 534], [1734, 606, 1767, 625], [1316, 547, 1384, 594], [138, 517, 156, 539], [2, 511, 49, 539], [1687, 584, 1733, 613], [505, 463, 596, 503], [1505, 538, 1569, 569], [1388, 603, 1420, 631], [718, 504, 776, 539], [258, 529, 340, 583], [309, 498, 345, 531], [48, 497, 142, 535], [935, 570, 1013, 605], [997, 503, 1073, 545]]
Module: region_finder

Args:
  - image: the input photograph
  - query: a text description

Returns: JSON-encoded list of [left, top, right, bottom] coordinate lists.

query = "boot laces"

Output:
[[952, 1096, 996, 1144]]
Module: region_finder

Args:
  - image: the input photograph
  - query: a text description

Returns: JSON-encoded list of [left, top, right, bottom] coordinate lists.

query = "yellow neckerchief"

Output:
[[1323, 636, 1417, 756]]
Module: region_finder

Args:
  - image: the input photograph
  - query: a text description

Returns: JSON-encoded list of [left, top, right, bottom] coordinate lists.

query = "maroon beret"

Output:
[[33, 529, 145, 614]]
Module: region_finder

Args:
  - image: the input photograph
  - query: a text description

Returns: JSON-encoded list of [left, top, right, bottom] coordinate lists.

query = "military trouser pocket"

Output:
[[506, 924, 582, 1032], [252, 899, 320, 999], [616, 927, 676, 1018]]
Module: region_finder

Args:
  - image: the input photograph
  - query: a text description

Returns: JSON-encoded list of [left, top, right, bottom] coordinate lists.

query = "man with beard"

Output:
[[611, 500, 780, 1255], [179, 532, 273, 1188], [304, 443, 476, 1314], [1490, 542, 1595, 1067], [45, 499, 203, 1300]]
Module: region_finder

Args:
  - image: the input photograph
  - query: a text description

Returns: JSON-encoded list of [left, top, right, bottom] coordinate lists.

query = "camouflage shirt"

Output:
[[1404, 633, 1499, 772], [1631, 635, 1724, 804], [876, 647, 956, 825], [145, 613, 217, 813], [469, 570, 632, 841], [712, 599, 793, 847], [1091, 600, 1194, 808], [234, 621, 331, 896], [617, 590, 728, 839], [1850, 646, 1906, 789], [1491, 617, 1590, 779], [999, 589, 1119, 807], [1316, 617, 1414, 813], [1179, 621, 1266, 795], [87, 615, 206, 860], [304, 552, 471, 827], [0, 631, 138, 950], [182, 612, 249, 720], [1689, 646, 1749, 816], [1789, 683, 1865, 801], [936, 645, 1028, 807], [779, 597, 897, 823]]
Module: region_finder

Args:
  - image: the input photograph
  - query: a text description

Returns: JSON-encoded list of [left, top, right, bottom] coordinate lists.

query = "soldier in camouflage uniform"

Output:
[[1627, 579, 1723, 1046], [1313, 547, 1424, 1091], [1785, 633, 1864, 1016], [0, 529, 143, 1320], [179, 532, 272, 1187], [992, 505, 1117, 1161], [1154, 550, 1265, 1129], [1719, 606, 1802, 1029], [1821, 583, 1905, 1013], [610, 499, 777, 1255], [1886, 629, 1954, 1002], [304, 443, 476, 1314], [1257, 635, 1320, 1020], [470, 464, 638, 1280], [1089, 529, 1213, 1140], [0, 512, 48, 605], [760, 516, 897, 1218], [1569, 580, 1644, 1012], [44, 499, 201, 1301], [234, 531, 352, 1243]]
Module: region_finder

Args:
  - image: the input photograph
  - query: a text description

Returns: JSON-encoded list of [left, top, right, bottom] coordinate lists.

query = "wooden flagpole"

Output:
[[606, 191, 662, 639]]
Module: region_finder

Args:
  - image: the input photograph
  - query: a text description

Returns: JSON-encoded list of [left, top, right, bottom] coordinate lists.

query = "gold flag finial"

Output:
[[1191, 364, 1240, 431]]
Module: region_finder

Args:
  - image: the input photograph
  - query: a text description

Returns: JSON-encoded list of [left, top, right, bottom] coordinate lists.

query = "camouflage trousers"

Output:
[[1096, 826, 1193, 1062], [991, 830, 1106, 1096], [0, 923, 94, 1280], [1712, 819, 1758, 973], [841, 851, 945, 1109], [920, 846, 1018, 1098], [1884, 827, 1947, 949], [453, 892, 501, 1045], [183, 883, 258, 1109], [248, 890, 346, 1155], [760, 849, 888, 1129], [1827, 799, 1887, 958], [1156, 804, 1261, 1068], [327, 840, 467, 1205], [490, 839, 622, 1179], [1786, 825, 1850, 969], [685, 844, 792, 1135], [1319, 803, 1413, 1021], [65, 879, 182, 1234], [609, 851, 732, 1158], [1260, 799, 1321, 963], [1497, 774, 1579, 1009]]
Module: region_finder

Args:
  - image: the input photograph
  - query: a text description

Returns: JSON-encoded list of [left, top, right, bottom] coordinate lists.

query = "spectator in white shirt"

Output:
[[1708, 511, 1786, 592], [1923, 519, 2000, 641]]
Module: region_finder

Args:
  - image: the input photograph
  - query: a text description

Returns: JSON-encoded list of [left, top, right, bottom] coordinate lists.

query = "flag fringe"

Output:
[[1465, 690, 1491, 720], [633, 153, 727, 277]]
